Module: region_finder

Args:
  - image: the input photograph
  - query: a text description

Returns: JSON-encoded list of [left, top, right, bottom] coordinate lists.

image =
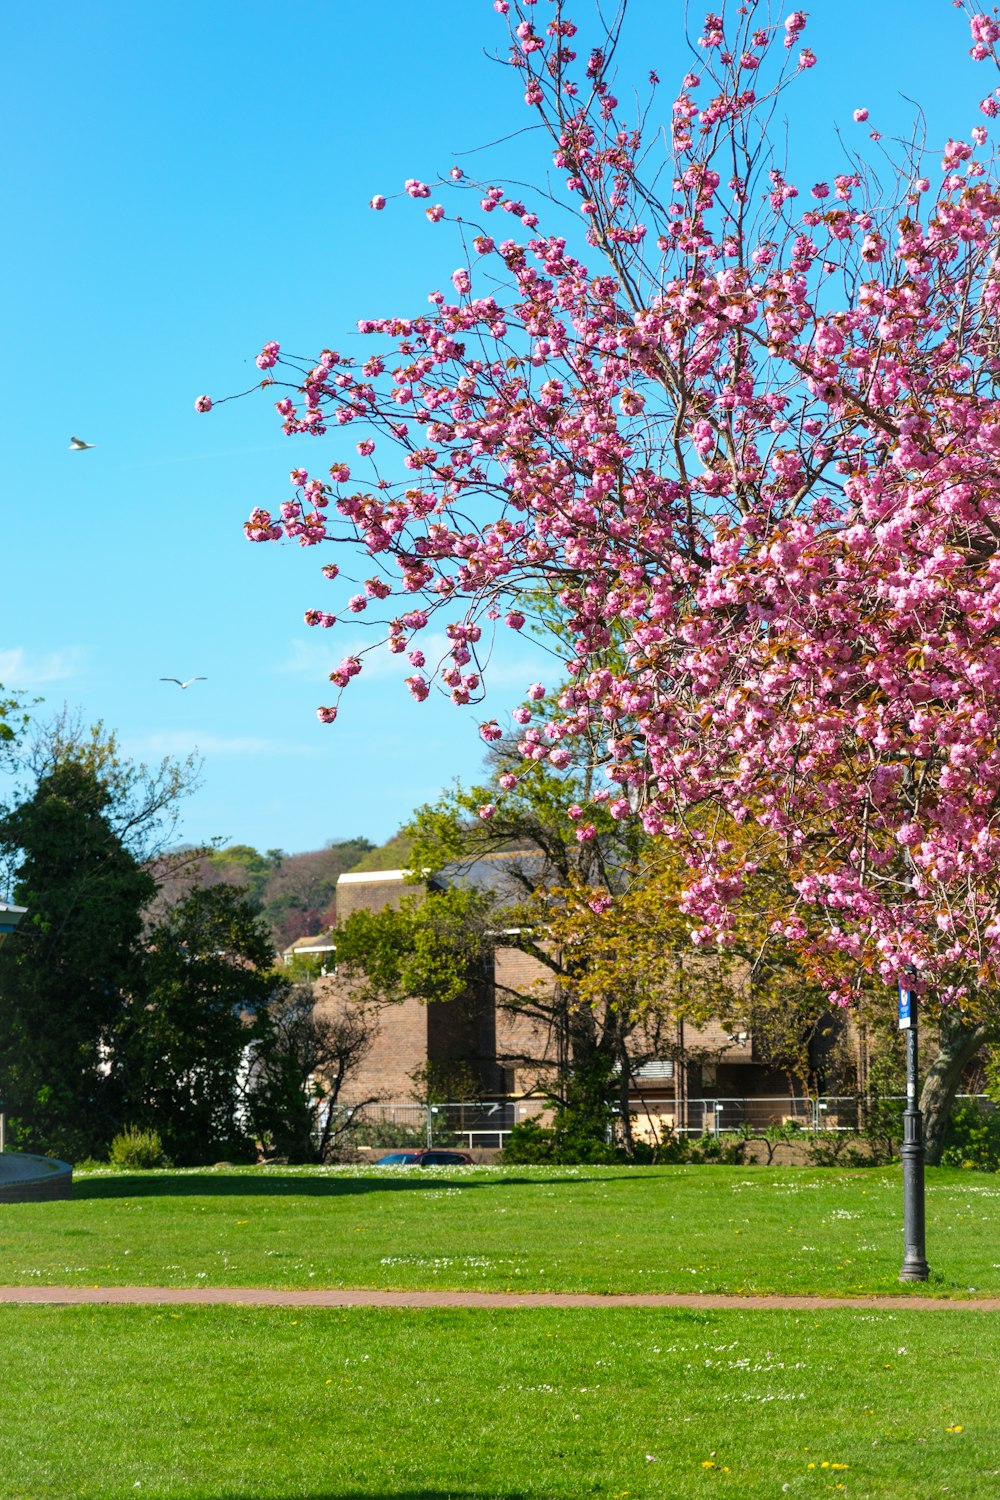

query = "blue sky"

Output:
[[0, 0, 988, 853]]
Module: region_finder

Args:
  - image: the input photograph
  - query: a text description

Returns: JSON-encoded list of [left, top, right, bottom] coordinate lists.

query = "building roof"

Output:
[[281, 931, 337, 961], [0, 903, 27, 942]]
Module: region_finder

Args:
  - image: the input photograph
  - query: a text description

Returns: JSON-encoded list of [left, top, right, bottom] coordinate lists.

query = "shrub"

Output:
[[552, 1114, 617, 1164], [651, 1127, 693, 1164], [499, 1117, 557, 1164], [806, 1131, 877, 1168], [858, 1051, 906, 1163], [688, 1130, 750, 1166], [500, 1114, 620, 1165], [857, 1096, 904, 1163], [108, 1126, 167, 1170], [621, 1138, 662, 1165], [941, 1100, 1000, 1171], [551, 1061, 616, 1163]]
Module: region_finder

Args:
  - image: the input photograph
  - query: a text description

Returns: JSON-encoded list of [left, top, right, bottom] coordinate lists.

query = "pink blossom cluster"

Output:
[[213, 0, 1000, 1005]]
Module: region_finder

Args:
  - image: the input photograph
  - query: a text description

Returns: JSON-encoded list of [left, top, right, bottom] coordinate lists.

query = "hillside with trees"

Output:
[[155, 836, 377, 950]]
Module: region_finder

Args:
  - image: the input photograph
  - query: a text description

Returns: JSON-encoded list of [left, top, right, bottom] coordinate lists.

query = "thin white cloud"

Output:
[[0, 646, 85, 687], [126, 730, 311, 759], [277, 631, 451, 683], [277, 635, 367, 678], [114, 443, 294, 471]]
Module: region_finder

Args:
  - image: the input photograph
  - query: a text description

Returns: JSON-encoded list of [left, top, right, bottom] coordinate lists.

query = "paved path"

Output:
[[0, 1285, 996, 1311]]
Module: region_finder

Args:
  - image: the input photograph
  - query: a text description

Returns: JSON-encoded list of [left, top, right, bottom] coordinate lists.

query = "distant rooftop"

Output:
[[281, 931, 337, 962], [335, 850, 559, 904], [0, 903, 27, 942]]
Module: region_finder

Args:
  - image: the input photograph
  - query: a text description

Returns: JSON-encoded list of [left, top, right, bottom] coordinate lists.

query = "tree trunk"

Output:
[[618, 1054, 634, 1153], [920, 1012, 992, 1165]]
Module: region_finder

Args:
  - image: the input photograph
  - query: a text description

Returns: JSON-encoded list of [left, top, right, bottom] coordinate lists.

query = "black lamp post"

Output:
[[897, 967, 929, 1282]]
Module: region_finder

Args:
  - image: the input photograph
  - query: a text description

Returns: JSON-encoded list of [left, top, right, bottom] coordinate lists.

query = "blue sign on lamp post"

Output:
[[898, 984, 912, 1030]]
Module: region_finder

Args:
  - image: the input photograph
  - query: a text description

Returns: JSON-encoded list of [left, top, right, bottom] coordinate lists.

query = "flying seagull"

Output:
[[160, 677, 206, 689], [69, 437, 95, 451]]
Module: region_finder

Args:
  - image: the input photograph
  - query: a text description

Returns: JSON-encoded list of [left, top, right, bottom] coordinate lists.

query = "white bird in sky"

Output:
[[160, 677, 207, 689], [69, 437, 95, 451]]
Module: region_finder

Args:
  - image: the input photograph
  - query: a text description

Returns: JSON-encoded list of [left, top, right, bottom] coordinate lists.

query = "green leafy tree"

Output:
[[407, 742, 735, 1154], [0, 682, 30, 766], [333, 885, 492, 1009], [328, 732, 714, 1154], [118, 884, 279, 1165], [0, 760, 156, 1159], [18, 709, 199, 862], [206, 844, 280, 905]]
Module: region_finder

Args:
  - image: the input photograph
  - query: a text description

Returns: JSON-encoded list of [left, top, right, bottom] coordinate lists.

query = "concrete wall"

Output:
[[0, 1153, 73, 1203]]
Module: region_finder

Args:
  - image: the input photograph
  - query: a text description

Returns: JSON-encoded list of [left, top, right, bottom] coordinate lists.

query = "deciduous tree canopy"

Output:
[[208, 1, 1000, 1157]]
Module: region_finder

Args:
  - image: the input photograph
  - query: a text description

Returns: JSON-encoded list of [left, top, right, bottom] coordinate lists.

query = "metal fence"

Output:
[[332, 1094, 994, 1151], [624, 1093, 991, 1139], [333, 1100, 519, 1151], [636, 1095, 854, 1137]]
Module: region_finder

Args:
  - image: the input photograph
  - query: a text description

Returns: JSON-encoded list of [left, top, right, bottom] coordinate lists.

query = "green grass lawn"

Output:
[[1, 1303, 997, 1499], [0, 1164, 997, 1297]]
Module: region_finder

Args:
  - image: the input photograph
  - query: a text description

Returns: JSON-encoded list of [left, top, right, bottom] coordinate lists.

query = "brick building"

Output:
[[313, 864, 824, 1131], [315, 871, 498, 1104]]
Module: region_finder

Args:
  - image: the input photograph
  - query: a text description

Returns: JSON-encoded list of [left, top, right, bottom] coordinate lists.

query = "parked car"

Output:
[[373, 1149, 473, 1167]]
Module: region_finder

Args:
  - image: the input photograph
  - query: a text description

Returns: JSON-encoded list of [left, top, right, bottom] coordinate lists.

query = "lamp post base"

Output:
[[899, 1102, 929, 1282]]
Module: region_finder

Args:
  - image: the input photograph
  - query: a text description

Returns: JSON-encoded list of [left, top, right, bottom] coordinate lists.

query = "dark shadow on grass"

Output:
[[72, 1171, 610, 1201]]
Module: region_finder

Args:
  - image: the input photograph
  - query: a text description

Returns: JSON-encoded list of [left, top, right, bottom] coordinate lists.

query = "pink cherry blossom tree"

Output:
[[207, 1, 1000, 1159]]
